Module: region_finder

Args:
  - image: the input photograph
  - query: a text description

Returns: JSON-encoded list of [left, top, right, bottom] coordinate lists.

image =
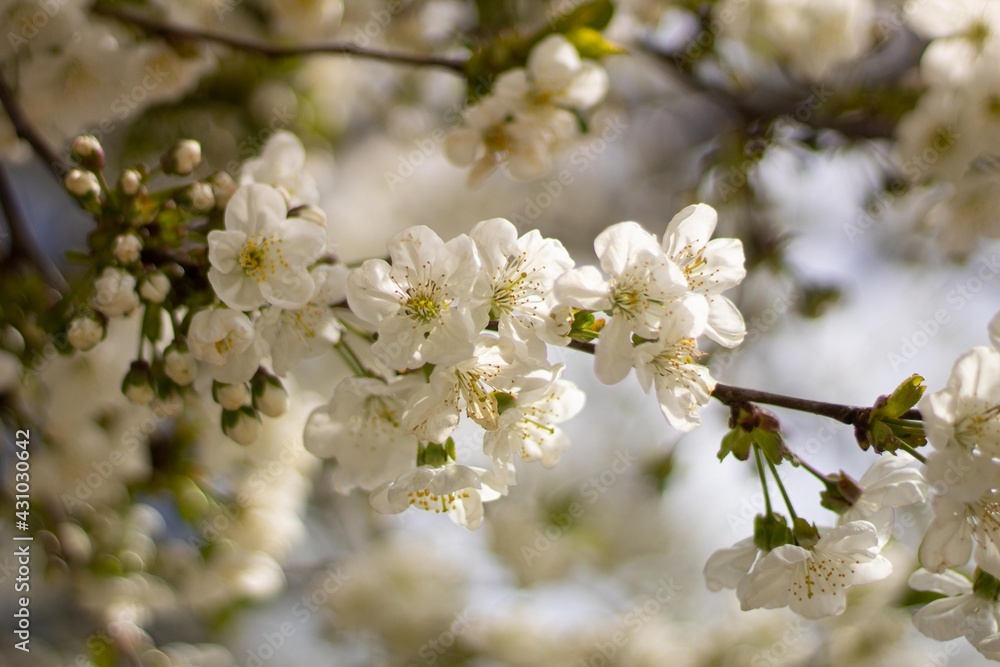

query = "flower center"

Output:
[[403, 282, 449, 325], [239, 233, 287, 282], [406, 487, 471, 514]]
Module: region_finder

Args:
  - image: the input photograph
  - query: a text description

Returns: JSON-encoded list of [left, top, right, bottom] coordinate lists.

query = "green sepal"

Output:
[[792, 518, 820, 549], [718, 427, 753, 462], [974, 568, 1000, 601], [754, 513, 794, 552], [568, 309, 604, 341], [494, 391, 517, 415]]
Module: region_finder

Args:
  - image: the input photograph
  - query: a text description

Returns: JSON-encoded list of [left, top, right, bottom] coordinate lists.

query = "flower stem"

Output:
[[897, 442, 927, 464], [766, 457, 798, 523], [790, 454, 829, 484], [333, 340, 367, 377], [753, 445, 773, 517]]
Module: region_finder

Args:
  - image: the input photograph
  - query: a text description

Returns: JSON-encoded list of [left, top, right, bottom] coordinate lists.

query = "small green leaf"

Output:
[[883, 374, 926, 418], [564, 26, 627, 59]]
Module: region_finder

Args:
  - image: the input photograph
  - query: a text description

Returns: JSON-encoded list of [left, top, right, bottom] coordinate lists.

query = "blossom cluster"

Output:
[[445, 34, 610, 186], [302, 204, 746, 529], [896, 0, 1000, 253]]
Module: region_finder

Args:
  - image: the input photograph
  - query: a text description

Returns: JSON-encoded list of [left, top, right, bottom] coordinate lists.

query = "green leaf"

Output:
[[883, 374, 926, 418], [754, 513, 793, 551], [564, 26, 627, 59]]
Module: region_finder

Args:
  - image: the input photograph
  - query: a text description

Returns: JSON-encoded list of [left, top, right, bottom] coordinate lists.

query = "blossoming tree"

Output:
[[3, 0, 1000, 664]]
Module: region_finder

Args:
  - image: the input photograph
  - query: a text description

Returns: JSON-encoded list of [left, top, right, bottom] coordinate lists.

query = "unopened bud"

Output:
[[222, 406, 261, 445], [71, 135, 105, 170], [163, 139, 202, 176], [67, 315, 105, 351], [119, 169, 143, 196], [185, 182, 215, 212], [113, 234, 143, 264], [65, 169, 100, 198], [209, 171, 237, 208], [139, 272, 170, 303], [164, 345, 197, 386], [214, 381, 250, 410], [122, 361, 155, 405], [252, 370, 288, 417]]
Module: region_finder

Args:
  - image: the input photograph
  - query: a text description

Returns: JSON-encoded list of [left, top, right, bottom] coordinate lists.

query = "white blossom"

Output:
[[113, 234, 143, 264], [737, 521, 892, 619], [555, 221, 689, 385], [208, 184, 326, 311], [483, 374, 585, 484], [139, 273, 171, 304], [258, 264, 349, 376], [347, 225, 486, 370], [469, 217, 574, 360], [187, 308, 263, 384], [704, 536, 759, 592], [839, 455, 928, 545], [632, 301, 714, 431], [661, 204, 747, 348], [305, 376, 420, 493], [910, 568, 1000, 661], [68, 316, 104, 351], [369, 464, 506, 530], [92, 268, 139, 318], [240, 130, 320, 206]]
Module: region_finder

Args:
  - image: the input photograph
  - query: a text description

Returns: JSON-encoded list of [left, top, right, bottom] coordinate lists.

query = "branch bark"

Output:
[[91, 3, 468, 74]]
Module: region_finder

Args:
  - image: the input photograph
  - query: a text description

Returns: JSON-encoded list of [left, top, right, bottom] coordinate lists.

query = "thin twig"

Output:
[[0, 161, 67, 292], [563, 335, 922, 424], [0, 74, 69, 178], [91, 3, 468, 74]]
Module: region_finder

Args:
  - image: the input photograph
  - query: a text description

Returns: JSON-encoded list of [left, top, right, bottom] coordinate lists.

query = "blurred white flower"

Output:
[[370, 463, 506, 530], [187, 308, 263, 384], [305, 375, 419, 493], [910, 568, 1000, 661], [239, 130, 320, 206], [92, 268, 139, 318]]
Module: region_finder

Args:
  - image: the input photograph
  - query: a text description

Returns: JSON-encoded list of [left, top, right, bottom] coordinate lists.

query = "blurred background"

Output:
[[2, 0, 1000, 664]]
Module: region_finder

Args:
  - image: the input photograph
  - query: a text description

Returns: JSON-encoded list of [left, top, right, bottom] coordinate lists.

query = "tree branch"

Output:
[[0, 74, 69, 179], [564, 336, 921, 424], [91, 3, 468, 74], [0, 162, 68, 292]]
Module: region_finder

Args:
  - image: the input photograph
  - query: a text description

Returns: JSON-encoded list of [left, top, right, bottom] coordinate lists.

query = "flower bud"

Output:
[[252, 370, 288, 417], [139, 272, 171, 304], [209, 171, 237, 208], [289, 204, 327, 228], [164, 345, 197, 386], [214, 381, 250, 410], [119, 169, 143, 196], [71, 135, 105, 170], [222, 406, 261, 445], [92, 268, 139, 317], [162, 139, 202, 176], [184, 182, 215, 212], [122, 361, 155, 405], [67, 315, 105, 351], [152, 384, 184, 418], [65, 169, 100, 198], [113, 234, 143, 264]]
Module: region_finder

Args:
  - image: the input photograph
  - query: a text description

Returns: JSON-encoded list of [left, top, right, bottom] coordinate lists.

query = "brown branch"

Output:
[[0, 162, 68, 292], [91, 3, 468, 74], [563, 335, 921, 424], [0, 74, 69, 178]]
